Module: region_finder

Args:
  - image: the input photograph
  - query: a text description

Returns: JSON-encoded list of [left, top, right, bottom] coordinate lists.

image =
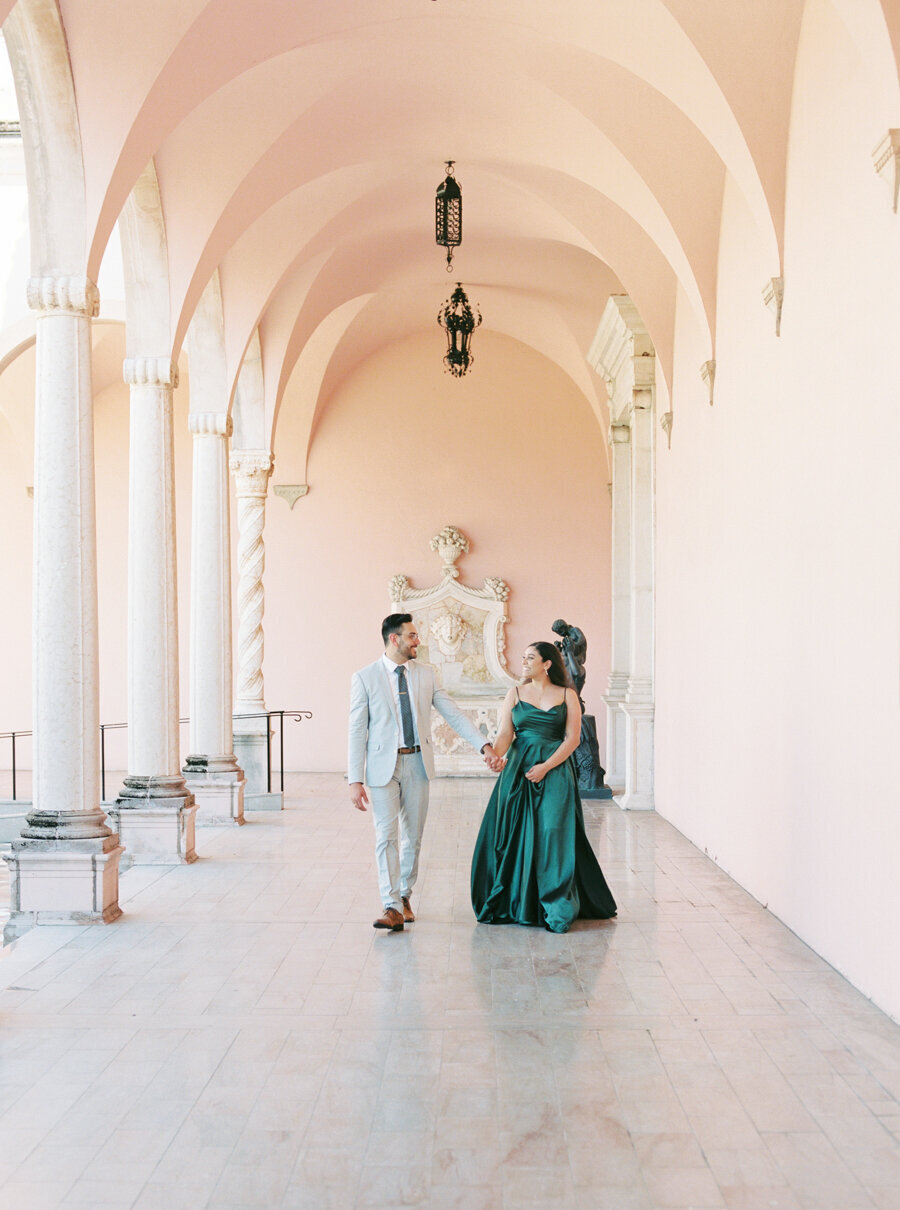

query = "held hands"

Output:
[[525, 762, 550, 783], [482, 744, 506, 774], [349, 782, 369, 811]]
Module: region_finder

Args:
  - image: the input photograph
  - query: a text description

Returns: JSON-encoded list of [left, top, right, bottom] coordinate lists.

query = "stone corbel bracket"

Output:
[[660, 411, 673, 449], [700, 359, 716, 407], [762, 276, 784, 336], [273, 485, 309, 509], [873, 130, 900, 211]]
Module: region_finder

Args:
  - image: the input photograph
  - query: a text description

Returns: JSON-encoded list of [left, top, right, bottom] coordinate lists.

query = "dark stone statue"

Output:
[[552, 619, 612, 800]]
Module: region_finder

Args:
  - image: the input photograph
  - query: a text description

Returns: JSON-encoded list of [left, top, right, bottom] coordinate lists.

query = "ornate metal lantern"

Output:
[[435, 161, 462, 272], [437, 282, 482, 377]]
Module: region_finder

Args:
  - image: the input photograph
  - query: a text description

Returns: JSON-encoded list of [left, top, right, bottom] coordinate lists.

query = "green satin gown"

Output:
[[471, 698, 617, 933]]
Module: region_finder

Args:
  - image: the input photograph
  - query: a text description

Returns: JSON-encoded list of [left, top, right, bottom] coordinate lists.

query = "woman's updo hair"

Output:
[[526, 640, 572, 689]]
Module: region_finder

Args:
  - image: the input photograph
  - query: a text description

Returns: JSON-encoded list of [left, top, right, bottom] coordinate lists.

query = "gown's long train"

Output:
[[470, 699, 617, 932]]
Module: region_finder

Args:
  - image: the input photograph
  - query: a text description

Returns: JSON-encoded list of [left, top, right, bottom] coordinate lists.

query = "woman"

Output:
[[470, 641, 617, 933]]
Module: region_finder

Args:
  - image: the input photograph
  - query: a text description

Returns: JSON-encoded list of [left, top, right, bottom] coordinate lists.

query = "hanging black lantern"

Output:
[[437, 283, 482, 377], [435, 161, 462, 272]]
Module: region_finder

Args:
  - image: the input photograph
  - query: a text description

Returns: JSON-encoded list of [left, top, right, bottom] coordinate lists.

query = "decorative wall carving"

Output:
[[390, 527, 516, 775]]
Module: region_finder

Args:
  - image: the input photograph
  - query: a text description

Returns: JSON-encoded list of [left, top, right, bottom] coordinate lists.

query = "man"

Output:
[[348, 613, 499, 931]]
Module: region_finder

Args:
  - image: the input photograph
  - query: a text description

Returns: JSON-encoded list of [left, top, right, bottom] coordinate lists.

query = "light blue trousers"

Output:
[[369, 751, 429, 911]]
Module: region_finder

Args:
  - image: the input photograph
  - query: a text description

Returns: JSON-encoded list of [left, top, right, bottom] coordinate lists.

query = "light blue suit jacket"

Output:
[[348, 657, 486, 786]]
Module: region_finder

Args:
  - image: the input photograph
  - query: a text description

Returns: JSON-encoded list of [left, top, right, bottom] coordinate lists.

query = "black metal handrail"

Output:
[[1, 710, 312, 803]]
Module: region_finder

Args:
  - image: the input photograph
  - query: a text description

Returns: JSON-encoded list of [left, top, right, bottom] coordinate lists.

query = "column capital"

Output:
[[27, 276, 99, 317], [230, 449, 274, 496], [189, 412, 232, 437], [124, 356, 179, 387], [608, 422, 631, 445]]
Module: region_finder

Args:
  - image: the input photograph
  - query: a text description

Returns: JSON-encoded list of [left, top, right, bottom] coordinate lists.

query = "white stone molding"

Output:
[[3, 273, 123, 933], [617, 394, 656, 811], [701, 359, 716, 407], [390, 529, 515, 774], [873, 129, 900, 212], [123, 356, 179, 387], [107, 355, 196, 865], [183, 411, 245, 825], [189, 411, 232, 437], [660, 411, 673, 448], [273, 484, 308, 509], [27, 276, 99, 317], [762, 276, 784, 337], [604, 421, 632, 791], [588, 294, 654, 424], [591, 295, 656, 807]]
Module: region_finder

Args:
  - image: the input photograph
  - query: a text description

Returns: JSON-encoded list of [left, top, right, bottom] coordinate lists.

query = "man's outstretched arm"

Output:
[[348, 672, 370, 810]]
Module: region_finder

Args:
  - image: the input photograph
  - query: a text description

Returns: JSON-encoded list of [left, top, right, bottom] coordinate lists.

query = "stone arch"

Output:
[[3, 0, 87, 276]]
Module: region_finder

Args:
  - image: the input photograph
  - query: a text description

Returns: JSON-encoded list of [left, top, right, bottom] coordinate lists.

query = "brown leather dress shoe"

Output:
[[373, 907, 404, 931], [401, 896, 415, 923]]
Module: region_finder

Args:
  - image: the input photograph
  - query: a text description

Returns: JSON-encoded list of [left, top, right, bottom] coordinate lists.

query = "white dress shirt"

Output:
[[381, 653, 421, 746]]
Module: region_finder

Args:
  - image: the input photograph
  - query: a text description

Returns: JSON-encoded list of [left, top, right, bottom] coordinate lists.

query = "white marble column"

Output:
[[603, 422, 631, 791], [230, 450, 281, 811], [107, 358, 197, 862], [183, 412, 245, 824], [618, 378, 656, 811], [3, 276, 123, 935]]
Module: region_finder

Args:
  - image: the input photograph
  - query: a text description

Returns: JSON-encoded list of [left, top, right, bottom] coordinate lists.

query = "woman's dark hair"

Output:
[[527, 640, 572, 688]]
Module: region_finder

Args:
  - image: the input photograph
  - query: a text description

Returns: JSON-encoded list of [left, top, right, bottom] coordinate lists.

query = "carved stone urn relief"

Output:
[[389, 527, 516, 775]]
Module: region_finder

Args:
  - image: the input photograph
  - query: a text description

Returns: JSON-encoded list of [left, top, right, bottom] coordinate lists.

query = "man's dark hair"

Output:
[[382, 613, 413, 646]]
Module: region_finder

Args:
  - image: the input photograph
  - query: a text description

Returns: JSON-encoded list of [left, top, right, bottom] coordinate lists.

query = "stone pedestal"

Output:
[[575, 714, 613, 799], [616, 695, 655, 812], [4, 836, 123, 939], [233, 727, 282, 811], [4, 276, 123, 936], [110, 777, 197, 865], [184, 756, 246, 825]]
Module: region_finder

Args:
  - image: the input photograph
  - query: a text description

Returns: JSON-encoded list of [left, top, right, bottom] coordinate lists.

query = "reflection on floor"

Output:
[[0, 773, 898, 1209]]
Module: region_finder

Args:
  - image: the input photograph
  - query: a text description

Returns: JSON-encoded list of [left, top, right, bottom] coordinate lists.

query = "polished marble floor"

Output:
[[0, 773, 899, 1210]]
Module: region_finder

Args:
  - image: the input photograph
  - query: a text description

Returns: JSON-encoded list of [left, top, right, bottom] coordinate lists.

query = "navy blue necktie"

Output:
[[395, 665, 416, 748]]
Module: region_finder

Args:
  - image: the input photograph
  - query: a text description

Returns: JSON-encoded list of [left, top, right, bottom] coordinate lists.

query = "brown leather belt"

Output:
[[397, 746, 421, 755]]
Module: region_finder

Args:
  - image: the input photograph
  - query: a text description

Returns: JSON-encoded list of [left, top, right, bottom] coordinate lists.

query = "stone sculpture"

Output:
[[552, 619, 612, 800]]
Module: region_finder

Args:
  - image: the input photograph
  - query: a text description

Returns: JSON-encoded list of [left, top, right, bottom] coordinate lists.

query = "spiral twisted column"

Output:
[[230, 451, 274, 717], [3, 277, 123, 934], [229, 451, 281, 809]]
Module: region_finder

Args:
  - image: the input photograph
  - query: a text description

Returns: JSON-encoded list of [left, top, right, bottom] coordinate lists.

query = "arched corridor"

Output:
[[1, 777, 899, 1209]]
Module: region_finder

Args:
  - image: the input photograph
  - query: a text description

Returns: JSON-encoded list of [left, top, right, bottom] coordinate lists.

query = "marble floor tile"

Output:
[[0, 774, 899, 1210]]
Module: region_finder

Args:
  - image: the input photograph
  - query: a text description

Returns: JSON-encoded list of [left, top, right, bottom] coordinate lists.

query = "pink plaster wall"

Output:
[[654, 0, 900, 1020], [1, 328, 612, 789], [264, 329, 612, 772]]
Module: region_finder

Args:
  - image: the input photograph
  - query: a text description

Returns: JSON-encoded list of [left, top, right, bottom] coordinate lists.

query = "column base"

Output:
[[183, 756, 246, 826], [618, 699, 655, 811], [233, 726, 280, 808], [108, 778, 198, 865], [245, 791, 284, 812], [614, 789, 655, 811], [2, 834, 124, 942]]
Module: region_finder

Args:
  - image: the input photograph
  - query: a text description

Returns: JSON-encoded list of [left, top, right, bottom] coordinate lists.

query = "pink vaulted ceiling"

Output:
[[29, 0, 864, 447]]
